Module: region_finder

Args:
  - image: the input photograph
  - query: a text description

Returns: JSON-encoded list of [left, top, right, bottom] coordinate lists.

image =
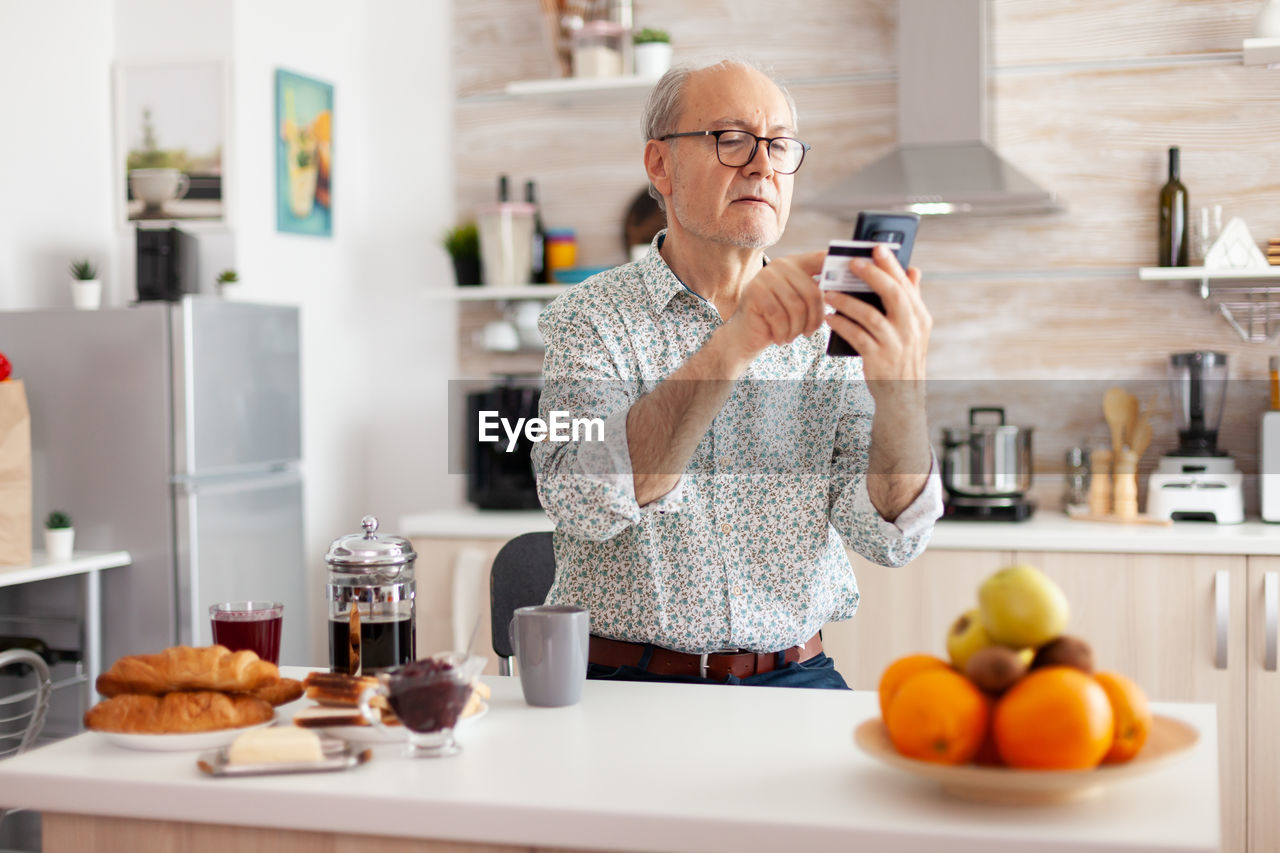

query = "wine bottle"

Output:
[[526, 180, 548, 284], [1158, 147, 1189, 267], [497, 174, 510, 203]]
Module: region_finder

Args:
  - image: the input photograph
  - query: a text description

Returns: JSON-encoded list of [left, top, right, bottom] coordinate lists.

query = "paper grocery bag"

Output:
[[0, 380, 31, 565]]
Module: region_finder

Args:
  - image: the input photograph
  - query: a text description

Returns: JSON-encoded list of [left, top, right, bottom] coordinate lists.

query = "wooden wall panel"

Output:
[[455, 0, 896, 97], [991, 0, 1258, 66], [453, 0, 1280, 511]]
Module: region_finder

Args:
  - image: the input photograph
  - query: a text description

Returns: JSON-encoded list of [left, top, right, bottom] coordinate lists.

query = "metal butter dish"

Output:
[[197, 737, 372, 777]]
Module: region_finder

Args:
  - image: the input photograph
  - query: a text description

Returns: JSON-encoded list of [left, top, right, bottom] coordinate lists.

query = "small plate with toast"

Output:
[[292, 670, 490, 745]]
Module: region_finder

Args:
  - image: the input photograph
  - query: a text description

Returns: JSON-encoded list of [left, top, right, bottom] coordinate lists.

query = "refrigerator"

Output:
[[0, 297, 308, 667]]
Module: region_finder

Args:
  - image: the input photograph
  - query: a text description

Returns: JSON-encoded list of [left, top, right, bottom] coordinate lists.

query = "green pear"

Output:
[[946, 608, 993, 670], [978, 564, 1069, 648]]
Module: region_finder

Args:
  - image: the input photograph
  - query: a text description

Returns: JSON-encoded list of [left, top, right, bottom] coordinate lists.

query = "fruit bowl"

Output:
[[854, 714, 1199, 805]]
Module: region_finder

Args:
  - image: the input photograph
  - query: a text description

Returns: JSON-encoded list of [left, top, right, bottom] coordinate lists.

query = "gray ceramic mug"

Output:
[[509, 604, 589, 707]]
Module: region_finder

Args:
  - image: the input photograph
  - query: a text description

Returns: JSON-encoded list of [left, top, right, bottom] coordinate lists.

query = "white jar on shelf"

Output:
[[572, 21, 625, 78]]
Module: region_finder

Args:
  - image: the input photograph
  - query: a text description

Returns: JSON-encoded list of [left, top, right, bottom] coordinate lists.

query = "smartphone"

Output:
[[825, 211, 921, 357]]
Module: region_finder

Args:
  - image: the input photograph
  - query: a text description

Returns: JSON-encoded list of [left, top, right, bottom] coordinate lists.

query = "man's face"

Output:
[[663, 65, 795, 250]]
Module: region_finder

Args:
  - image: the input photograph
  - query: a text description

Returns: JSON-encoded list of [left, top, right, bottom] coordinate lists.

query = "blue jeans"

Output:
[[587, 650, 850, 690]]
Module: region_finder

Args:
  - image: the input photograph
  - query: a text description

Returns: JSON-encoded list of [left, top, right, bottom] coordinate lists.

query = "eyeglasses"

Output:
[[658, 129, 811, 175]]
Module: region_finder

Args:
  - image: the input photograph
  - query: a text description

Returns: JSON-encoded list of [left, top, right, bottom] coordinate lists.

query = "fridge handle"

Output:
[[1265, 571, 1277, 673], [1214, 570, 1229, 671]]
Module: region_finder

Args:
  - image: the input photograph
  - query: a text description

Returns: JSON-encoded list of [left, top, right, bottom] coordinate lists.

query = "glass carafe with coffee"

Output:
[[326, 515, 416, 675]]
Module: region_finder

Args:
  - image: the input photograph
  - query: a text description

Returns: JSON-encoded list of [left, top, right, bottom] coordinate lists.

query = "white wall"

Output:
[[0, 0, 460, 665], [0, 1, 118, 308]]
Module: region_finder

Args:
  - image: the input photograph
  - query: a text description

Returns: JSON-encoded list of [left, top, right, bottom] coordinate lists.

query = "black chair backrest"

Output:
[[490, 532, 557, 658]]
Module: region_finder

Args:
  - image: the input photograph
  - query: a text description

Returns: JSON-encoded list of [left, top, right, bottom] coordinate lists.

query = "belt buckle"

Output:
[[698, 648, 744, 679]]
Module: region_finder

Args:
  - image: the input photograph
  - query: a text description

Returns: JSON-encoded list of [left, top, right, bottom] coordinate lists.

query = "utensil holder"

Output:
[[1112, 449, 1138, 520], [1088, 448, 1112, 516]]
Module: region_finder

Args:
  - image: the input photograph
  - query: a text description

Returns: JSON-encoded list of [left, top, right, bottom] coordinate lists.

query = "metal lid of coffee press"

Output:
[[325, 515, 416, 572]]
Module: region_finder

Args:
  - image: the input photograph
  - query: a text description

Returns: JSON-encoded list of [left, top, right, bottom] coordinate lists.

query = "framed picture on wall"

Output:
[[114, 60, 229, 224], [275, 69, 333, 237]]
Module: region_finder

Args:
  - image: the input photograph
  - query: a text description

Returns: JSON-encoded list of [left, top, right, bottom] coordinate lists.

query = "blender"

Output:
[[1147, 352, 1244, 523]]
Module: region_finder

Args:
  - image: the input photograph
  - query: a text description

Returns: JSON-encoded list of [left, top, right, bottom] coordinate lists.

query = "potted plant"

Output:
[[633, 28, 672, 78], [216, 269, 240, 299], [444, 222, 482, 287], [44, 511, 74, 563], [68, 259, 101, 310]]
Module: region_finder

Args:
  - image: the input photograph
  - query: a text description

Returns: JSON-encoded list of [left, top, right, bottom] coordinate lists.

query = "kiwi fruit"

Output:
[[1031, 635, 1095, 673], [964, 645, 1030, 695]]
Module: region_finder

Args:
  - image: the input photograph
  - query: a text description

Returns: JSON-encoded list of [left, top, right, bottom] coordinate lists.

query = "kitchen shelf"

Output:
[[1243, 37, 1280, 66], [426, 285, 571, 302], [503, 75, 654, 97], [1139, 266, 1280, 342]]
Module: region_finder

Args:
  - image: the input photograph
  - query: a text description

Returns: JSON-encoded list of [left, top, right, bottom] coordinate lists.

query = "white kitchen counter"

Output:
[[403, 507, 1280, 555], [0, 671, 1219, 852]]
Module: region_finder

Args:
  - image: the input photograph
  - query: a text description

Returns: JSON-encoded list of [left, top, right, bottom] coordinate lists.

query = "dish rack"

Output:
[[1139, 267, 1280, 342]]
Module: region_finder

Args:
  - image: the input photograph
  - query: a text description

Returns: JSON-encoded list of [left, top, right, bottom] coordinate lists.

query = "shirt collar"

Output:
[[637, 230, 686, 312], [637, 229, 771, 314]]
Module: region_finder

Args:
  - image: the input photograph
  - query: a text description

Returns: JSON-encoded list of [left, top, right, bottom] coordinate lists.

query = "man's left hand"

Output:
[[822, 244, 931, 394]]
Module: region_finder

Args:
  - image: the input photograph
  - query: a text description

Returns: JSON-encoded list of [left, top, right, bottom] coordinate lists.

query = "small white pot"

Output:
[[71, 279, 102, 310], [44, 527, 75, 563], [634, 42, 672, 78]]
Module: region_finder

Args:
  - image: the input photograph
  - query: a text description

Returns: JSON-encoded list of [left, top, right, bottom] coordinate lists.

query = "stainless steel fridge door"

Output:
[[172, 298, 302, 477], [174, 469, 310, 666], [0, 305, 178, 664]]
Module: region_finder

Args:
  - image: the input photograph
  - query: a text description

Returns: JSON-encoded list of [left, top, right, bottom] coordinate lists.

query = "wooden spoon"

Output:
[[1123, 392, 1140, 450], [1103, 387, 1129, 455], [1131, 414, 1153, 460]]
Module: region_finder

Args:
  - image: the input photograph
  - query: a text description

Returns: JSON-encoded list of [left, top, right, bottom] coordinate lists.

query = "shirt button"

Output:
[[720, 522, 732, 534], [732, 585, 743, 596]]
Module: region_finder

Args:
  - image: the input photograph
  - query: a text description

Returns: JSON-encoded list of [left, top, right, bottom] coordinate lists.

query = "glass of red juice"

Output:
[[209, 601, 283, 664]]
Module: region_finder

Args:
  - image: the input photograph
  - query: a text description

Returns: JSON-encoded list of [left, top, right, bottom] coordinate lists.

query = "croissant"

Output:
[[84, 691, 274, 733], [250, 677, 304, 707], [96, 645, 279, 697]]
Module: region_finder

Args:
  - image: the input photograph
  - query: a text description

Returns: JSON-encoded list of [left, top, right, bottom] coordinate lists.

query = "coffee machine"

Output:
[[1147, 352, 1244, 523]]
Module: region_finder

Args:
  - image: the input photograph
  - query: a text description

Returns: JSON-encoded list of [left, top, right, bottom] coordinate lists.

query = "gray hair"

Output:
[[641, 58, 799, 212]]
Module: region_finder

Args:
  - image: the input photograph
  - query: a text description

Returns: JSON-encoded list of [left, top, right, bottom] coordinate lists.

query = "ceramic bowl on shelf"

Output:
[[853, 714, 1199, 805]]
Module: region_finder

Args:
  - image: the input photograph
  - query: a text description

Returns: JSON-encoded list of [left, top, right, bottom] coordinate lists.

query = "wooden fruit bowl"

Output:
[[854, 714, 1198, 805]]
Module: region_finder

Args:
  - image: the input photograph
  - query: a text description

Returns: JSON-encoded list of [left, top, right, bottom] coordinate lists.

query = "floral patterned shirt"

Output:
[[532, 232, 943, 654]]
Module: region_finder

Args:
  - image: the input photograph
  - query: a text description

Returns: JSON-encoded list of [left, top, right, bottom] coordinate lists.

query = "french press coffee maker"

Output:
[[326, 515, 417, 675]]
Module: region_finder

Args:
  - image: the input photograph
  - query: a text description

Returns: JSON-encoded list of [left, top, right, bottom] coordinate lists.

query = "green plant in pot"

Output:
[[633, 28, 672, 78], [444, 222, 482, 287], [68, 259, 102, 310], [44, 510, 75, 562], [215, 269, 240, 298]]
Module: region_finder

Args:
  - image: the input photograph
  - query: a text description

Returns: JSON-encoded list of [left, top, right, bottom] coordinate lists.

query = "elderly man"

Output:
[[531, 59, 942, 689]]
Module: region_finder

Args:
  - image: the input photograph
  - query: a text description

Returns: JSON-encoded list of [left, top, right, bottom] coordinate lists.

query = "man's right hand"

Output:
[[720, 251, 827, 360]]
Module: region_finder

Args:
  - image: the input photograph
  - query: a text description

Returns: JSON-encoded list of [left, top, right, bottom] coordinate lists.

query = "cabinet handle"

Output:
[[1215, 570, 1229, 670], [1266, 571, 1278, 673]]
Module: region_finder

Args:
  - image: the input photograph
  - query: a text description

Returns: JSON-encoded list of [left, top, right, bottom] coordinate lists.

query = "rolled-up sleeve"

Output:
[[532, 304, 686, 543], [826, 381, 943, 566]]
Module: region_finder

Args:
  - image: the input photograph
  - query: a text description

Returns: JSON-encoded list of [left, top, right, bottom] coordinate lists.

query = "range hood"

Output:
[[809, 0, 1061, 218]]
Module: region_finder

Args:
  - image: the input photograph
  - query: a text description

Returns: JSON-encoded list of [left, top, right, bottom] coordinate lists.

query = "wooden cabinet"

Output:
[[410, 538, 508, 676], [821, 549, 1013, 691], [1023, 551, 1247, 853], [1247, 557, 1280, 853]]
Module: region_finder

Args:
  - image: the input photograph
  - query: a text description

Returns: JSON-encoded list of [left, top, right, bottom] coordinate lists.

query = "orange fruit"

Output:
[[878, 654, 950, 719], [993, 666, 1114, 770], [1094, 671, 1152, 763], [885, 668, 989, 765]]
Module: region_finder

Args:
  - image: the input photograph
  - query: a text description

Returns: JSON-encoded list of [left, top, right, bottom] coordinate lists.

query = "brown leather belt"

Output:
[[588, 632, 823, 681]]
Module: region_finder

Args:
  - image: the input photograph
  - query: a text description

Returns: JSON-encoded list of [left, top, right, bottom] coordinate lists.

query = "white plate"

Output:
[[98, 718, 275, 752], [320, 701, 487, 745]]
